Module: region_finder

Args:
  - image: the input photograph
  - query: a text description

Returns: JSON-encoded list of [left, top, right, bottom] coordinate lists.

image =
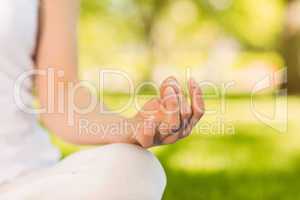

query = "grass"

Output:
[[51, 96, 300, 200], [158, 122, 300, 200]]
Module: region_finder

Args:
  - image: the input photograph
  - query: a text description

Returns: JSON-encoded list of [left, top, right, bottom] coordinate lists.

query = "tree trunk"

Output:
[[281, 0, 300, 94], [282, 34, 300, 94]]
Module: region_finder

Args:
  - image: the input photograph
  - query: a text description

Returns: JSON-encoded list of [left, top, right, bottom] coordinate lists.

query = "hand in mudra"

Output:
[[133, 77, 205, 148]]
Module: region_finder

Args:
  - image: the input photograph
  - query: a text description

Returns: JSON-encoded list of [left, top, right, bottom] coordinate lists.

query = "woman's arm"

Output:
[[36, 0, 136, 145], [35, 0, 204, 147]]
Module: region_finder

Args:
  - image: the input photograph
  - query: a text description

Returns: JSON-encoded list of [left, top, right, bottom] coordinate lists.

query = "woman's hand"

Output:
[[36, 0, 203, 147], [133, 77, 205, 148]]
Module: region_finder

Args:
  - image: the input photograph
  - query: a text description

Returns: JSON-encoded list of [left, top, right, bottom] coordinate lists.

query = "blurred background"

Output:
[[52, 0, 300, 199]]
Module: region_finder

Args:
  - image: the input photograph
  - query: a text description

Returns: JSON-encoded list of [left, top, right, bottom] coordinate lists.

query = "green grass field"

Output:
[[52, 96, 300, 200]]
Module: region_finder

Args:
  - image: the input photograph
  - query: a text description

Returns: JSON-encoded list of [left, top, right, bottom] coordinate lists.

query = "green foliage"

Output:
[[194, 0, 285, 49], [81, 0, 285, 49], [79, 0, 286, 82]]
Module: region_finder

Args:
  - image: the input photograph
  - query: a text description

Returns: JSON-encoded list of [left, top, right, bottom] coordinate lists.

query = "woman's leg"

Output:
[[0, 144, 166, 200]]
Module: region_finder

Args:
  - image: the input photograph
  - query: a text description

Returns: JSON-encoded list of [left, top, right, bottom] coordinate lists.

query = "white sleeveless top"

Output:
[[0, 0, 61, 184]]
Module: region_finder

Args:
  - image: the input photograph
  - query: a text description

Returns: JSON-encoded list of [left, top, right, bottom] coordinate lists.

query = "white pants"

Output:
[[0, 144, 166, 200]]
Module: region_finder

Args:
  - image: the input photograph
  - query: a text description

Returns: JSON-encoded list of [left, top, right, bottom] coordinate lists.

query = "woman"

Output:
[[0, 0, 204, 199]]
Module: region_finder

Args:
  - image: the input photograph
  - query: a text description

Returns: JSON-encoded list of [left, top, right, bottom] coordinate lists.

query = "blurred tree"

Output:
[[133, 0, 284, 82], [281, 0, 300, 94], [80, 0, 288, 90], [132, 0, 170, 81], [193, 0, 284, 49]]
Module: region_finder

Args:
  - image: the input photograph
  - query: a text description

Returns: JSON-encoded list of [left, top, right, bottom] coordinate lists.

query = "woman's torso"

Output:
[[0, 0, 60, 184]]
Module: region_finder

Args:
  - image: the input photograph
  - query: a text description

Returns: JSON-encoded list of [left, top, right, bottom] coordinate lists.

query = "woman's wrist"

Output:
[[124, 116, 143, 145]]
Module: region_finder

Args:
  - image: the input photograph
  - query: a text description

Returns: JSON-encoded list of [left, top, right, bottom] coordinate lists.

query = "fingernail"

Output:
[[164, 86, 176, 96]]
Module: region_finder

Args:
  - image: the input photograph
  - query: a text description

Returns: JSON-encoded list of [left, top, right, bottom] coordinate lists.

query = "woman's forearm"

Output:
[[39, 81, 138, 145], [35, 0, 127, 145]]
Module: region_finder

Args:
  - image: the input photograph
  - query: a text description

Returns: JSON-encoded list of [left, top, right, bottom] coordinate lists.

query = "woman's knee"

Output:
[[62, 143, 166, 199], [103, 144, 166, 186], [94, 144, 167, 199]]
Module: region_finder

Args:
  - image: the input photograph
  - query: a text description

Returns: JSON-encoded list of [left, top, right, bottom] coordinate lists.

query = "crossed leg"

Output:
[[0, 144, 166, 200]]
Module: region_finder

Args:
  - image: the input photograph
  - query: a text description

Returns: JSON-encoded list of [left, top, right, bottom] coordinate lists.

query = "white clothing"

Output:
[[0, 0, 60, 184], [0, 144, 167, 200]]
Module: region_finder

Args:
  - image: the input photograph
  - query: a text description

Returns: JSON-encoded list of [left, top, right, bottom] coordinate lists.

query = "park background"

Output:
[[51, 0, 300, 199]]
